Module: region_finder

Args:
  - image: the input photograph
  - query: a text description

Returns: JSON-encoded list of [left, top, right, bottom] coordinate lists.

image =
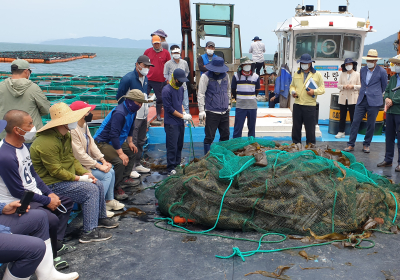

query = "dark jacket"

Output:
[[116, 68, 148, 104], [162, 84, 184, 126], [358, 65, 388, 106], [384, 74, 400, 115]]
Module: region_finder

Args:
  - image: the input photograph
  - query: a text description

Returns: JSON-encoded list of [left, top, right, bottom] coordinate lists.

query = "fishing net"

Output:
[[155, 137, 400, 236]]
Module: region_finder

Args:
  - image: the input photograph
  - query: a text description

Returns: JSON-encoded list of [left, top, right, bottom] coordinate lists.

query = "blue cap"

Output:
[[252, 36, 261, 41], [297, 53, 315, 64], [0, 120, 6, 134], [205, 56, 229, 73], [173, 68, 189, 83]]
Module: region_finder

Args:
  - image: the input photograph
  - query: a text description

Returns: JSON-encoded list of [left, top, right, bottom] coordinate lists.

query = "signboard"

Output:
[[314, 65, 339, 71], [315, 65, 340, 89]]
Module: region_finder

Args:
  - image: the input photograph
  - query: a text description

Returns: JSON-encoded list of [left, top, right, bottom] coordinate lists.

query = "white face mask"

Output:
[[139, 66, 149, 76], [345, 65, 353, 71], [367, 62, 375, 69], [17, 126, 36, 141], [394, 65, 400, 73], [301, 64, 309, 71], [243, 65, 252, 72], [172, 54, 181, 60], [67, 122, 78, 130], [206, 49, 214, 55]]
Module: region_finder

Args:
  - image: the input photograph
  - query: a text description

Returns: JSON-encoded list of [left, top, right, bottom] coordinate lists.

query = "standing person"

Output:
[[116, 55, 155, 179], [377, 56, 400, 170], [164, 45, 190, 114], [197, 41, 217, 75], [69, 101, 125, 215], [162, 69, 192, 176], [144, 35, 171, 122], [249, 36, 266, 76], [197, 57, 231, 154], [231, 57, 260, 138], [290, 53, 325, 145], [151, 29, 169, 50], [335, 58, 361, 138], [344, 49, 388, 153], [272, 65, 292, 109], [0, 59, 50, 148]]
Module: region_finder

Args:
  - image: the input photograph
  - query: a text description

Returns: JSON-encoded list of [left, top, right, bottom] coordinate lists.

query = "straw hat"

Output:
[[389, 54, 400, 64], [37, 102, 90, 133], [362, 49, 381, 60]]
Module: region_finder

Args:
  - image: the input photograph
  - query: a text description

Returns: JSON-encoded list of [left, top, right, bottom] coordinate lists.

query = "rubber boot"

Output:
[[204, 143, 211, 155], [2, 265, 29, 280], [156, 104, 164, 121], [35, 239, 79, 280]]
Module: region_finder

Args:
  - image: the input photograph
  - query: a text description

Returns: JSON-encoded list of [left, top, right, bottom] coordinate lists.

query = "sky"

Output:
[[1, 0, 399, 53]]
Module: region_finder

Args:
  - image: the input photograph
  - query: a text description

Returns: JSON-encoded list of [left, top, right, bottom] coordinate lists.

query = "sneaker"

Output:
[[98, 218, 119, 229], [130, 170, 141, 178], [168, 170, 176, 176], [79, 228, 112, 243], [135, 165, 151, 173], [106, 210, 114, 218], [115, 188, 128, 201], [122, 177, 141, 187], [335, 132, 345, 139], [106, 199, 125, 211]]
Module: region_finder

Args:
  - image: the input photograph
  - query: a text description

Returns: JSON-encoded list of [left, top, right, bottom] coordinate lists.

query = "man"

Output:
[[151, 29, 169, 50], [290, 53, 325, 145], [162, 69, 192, 176], [344, 49, 388, 153], [0, 59, 50, 147], [198, 56, 231, 155], [117, 55, 155, 179], [94, 90, 151, 193], [377, 55, 400, 170], [231, 57, 260, 138], [144, 35, 171, 121], [197, 41, 217, 75], [0, 110, 74, 260], [31, 103, 119, 243], [249, 36, 266, 76], [164, 45, 190, 114]]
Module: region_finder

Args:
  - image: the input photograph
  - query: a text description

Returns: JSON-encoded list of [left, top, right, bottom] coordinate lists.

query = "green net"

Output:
[[155, 137, 400, 236]]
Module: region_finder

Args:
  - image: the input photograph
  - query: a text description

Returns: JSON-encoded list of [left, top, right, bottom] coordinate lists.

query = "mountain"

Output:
[[41, 36, 153, 49], [363, 33, 398, 58]]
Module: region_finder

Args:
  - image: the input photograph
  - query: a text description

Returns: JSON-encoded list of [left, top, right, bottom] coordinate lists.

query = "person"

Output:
[[377, 56, 400, 170], [290, 53, 325, 145], [164, 45, 190, 114], [335, 58, 361, 138], [144, 35, 171, 121], [272, 64, 292, 109], [197, 41, 217, 75], [0, 59, 50, 148], [269, 72, 277, 84], [30, 103, 119, 244], [151, 29, 169, 50], [162, 69, 192, 176], [94, 90, 152, 193], [0, 110, 74, 259], [0, 119, 79, 280], [197, 56, 231, 155], [231, 57, 260, 138], [249, 36, 266, 76], [116, 55, 155, 179], [268, 73, 280, 109], [69, 101, 125, 215], [344, 49, 388, 153]]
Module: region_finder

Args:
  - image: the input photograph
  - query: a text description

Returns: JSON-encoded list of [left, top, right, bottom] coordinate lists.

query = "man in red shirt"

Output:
[[144, 35, 171, 121]]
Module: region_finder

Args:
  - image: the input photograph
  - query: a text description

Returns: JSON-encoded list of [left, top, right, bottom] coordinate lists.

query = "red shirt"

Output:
[[144, 48, 171, 82]]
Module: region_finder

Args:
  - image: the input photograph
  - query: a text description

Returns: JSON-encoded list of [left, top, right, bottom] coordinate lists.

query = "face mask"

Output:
[[175, 80, 183, 87], [17, 126, 36, 141], [394, 66, 400, 73], [345, 65, 353, 71], [125, 99, 142, 113], [172, 54, 181, 60], [243, 65, 252, 72], [367, 62, 375, 69], [206, 49, 214, 55], [301, 64, 309, 71], [84, 112, 93, 123], [67, 122, 78, 130], [138, 66, 149, 76]]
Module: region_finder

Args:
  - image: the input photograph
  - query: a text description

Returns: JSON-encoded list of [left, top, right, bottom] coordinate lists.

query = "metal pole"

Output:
[[317, 0, 320, 11]]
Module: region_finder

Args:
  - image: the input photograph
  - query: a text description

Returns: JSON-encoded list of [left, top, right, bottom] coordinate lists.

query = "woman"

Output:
[[335, 58, 361, 138], [69, 101, 125, 216]]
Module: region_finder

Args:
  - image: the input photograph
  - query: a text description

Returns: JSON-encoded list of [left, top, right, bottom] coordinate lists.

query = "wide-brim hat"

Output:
[[240, 56, 254, 65], [0, 120, 6, 134], [341, 57, 358, 72], [362, 49, 381, 60], [389, 54, 400, 64], [118, 89, 152, 104], [205, 56, 229, 73], [37, 103, 90, 133], [297, 53, 315, 64], [252, 36, 261, 41], [151, 29, 168, 38]]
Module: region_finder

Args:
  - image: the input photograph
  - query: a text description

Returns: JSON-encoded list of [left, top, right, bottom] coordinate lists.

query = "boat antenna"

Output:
[[347, 0, 349, 12]]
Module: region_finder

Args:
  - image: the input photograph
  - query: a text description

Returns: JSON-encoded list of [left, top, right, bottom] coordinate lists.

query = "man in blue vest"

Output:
[[197, 41, 218, 75], [197, 56, 231, 155]]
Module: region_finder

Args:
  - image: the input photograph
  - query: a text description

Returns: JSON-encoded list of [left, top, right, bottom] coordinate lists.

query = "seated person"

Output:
[[69, 101, 125, 213], [94, 89, 151, 191], [30, 103, 119, 244], [0, 111, 74, 258]]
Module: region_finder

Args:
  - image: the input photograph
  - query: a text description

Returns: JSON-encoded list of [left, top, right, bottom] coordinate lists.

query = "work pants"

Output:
[[384, 113, 400, 164], [269, 91, 278, 108], [164, 124, 184, 172], [338, 100, 355, 132], [147, 80, 166, 106], [132, 118, 148, 167], [292, 103, 316, 144], [255, 62, 264, 76], [279, 95, 289, 108], [233, 108, 257, 138], [204, 111, 230, 145]]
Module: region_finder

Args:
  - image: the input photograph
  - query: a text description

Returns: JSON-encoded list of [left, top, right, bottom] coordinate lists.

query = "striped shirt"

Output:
[[232, 72, 260, 109]]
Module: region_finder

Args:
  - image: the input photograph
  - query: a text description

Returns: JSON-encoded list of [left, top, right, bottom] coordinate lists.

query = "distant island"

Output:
[[363, 32, 398, 58]]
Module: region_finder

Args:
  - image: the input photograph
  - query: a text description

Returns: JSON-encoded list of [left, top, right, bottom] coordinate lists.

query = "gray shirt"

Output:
[[163, 59, 190, 90]]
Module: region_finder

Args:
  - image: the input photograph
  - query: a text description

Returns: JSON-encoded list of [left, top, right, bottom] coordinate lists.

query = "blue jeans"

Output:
[[183, 88, 189, 112], [233, 108, 257, 138], [347, 96, 380, 147], [91, 168, 115, 201]]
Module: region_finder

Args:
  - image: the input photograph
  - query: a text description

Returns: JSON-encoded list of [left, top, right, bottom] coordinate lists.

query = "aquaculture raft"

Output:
[[0, 51, 96, 64]]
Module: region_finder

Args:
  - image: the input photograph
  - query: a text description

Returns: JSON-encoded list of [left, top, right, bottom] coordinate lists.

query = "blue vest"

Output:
[[201, 53, 217, 75], [205, 74, 229, 112]]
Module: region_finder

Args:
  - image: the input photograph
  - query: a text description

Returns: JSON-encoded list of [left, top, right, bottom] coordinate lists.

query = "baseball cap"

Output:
[[69, 101, 96, 111], [206, 41, 215, 47], [173, 68, 189, 83], [152, 35, 161, 44], [137, 55, 154, 67], [11, 59, 32, 70]]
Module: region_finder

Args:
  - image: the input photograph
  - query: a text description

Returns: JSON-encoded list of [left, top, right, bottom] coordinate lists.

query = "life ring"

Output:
[[321, 39, 337, 55]]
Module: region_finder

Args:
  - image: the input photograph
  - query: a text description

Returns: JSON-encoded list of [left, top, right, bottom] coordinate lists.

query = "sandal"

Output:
[[54, 257, 69, 271], [57, 244, 77, 256]]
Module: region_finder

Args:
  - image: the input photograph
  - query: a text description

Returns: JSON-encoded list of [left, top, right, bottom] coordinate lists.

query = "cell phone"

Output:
[[16, 190, 35, 215]]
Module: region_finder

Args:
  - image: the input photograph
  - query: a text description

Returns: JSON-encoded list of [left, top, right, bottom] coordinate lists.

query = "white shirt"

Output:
[[249, 41, 266, 63]]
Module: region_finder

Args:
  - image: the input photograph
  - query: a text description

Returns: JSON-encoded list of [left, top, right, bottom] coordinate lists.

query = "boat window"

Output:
[[199, 36, 231, 48], [316, 35, 341, 59], [197, 5, 233, 21], [342, 35, 361, 59], [295, 35, 316, 59], [234, 26, 242, 59], [203, 25, 230, 37]]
